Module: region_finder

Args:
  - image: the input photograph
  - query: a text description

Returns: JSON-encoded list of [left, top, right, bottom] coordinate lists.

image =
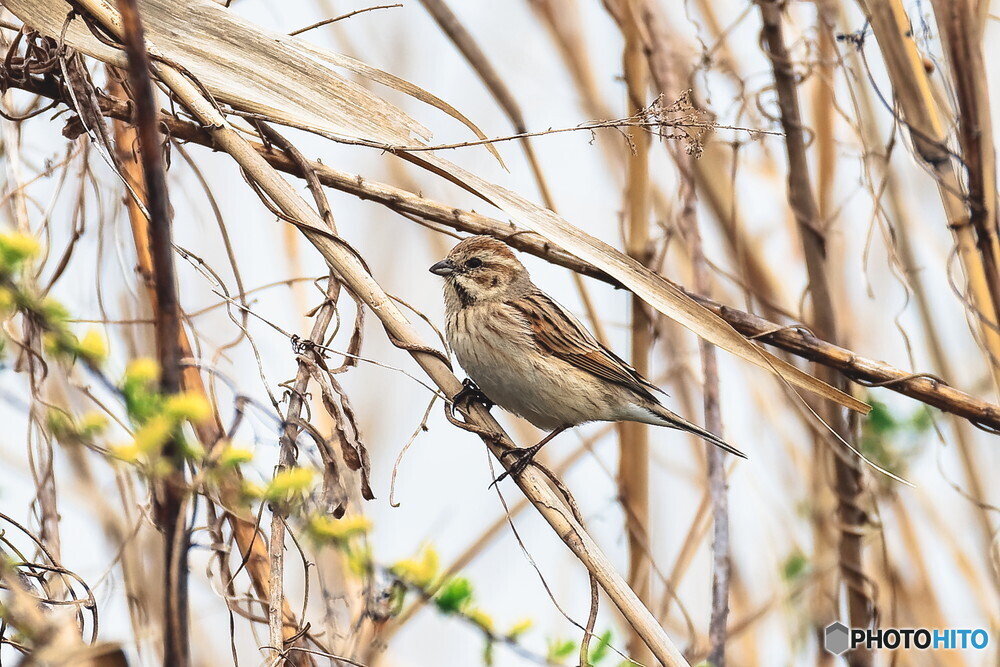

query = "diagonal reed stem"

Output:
[[758, 3, 874, 664], [72, 1, 691, 663], [114, 0, 189, 663]]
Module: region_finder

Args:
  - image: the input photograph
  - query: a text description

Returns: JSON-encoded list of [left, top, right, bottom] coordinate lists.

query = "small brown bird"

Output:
[[430, 235, 746, 478]]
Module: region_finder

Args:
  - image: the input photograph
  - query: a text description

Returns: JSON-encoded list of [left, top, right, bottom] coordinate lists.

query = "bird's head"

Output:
[[429, 236, 529, 305]]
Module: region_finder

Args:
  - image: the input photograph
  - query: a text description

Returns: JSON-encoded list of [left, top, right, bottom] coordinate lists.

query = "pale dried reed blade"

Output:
[[8, 0, 500, 161], [9, 0, 869, 416]]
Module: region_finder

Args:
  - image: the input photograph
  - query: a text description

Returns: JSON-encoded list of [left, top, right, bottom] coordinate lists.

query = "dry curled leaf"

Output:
[[304, 357, 375, 501]]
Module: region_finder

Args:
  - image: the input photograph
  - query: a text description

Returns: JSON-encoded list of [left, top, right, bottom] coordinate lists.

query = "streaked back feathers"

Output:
[[431, 235, 746, 458]]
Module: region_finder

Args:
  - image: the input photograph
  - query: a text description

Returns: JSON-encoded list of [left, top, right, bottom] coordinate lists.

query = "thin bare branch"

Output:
[[10, 77, 994, 429], [288, 4, 403, 37], [67, 2, 692, 662], [758, 3, 873, 664], [114, 0, 189, 662]]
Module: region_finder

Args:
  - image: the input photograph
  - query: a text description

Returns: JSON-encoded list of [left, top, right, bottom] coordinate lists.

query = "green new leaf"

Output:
[[589, 629, 613, 664], [264, 467, 316, 502], [391, 545, 439, 588], [505, 617, 532, 639], [434, 576, 473, 614], [781, 550, 809, 583], [546, 638, 576, 663]]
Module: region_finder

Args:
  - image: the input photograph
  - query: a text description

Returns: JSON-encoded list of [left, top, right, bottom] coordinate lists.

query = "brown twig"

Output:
[[347, 109, 774, 153], [698, 213, 730, 667], [288, 4, 403, 37], [255, 121, 342, 665], [609, 3, 653, 664], [757, 3, 874, 665], [65, 2, 691, 661], [14, 77, 1000, 428], [114, 0, 189, 663]]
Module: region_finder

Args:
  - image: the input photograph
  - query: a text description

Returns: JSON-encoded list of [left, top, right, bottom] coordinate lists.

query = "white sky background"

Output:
[[1, 0, 998, 665]]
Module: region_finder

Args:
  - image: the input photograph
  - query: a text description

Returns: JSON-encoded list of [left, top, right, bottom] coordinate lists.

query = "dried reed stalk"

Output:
[[71, 1, 691, 663], [616, 3, 654, 664], [21, 70, 996, 429], [114, 1, 189, 661], [758, 3, 873, 665], [859, 0, 1000, 387], [15, 70, 993, 429]]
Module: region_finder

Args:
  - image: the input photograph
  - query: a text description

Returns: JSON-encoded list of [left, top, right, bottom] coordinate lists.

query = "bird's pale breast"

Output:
[[447, 301, 618, 430]]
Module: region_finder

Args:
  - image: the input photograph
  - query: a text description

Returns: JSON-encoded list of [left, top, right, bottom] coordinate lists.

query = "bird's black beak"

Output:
[[429, 259, 456, 276]]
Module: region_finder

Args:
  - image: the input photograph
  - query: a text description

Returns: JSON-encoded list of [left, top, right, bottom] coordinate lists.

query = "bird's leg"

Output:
[[452, 378, 494, 410], [490, 426, 569, 487]]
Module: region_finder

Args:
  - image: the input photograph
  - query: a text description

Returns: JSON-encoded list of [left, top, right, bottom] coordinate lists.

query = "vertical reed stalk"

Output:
[[114, 1, 189, 662], [757, 3, 873, 665], [620, 5, 653, 664], [859, 0, 1000, 388], [108, 75, 314, 667], [833, 7, 1000, 600], [682, 160, 731, 667]]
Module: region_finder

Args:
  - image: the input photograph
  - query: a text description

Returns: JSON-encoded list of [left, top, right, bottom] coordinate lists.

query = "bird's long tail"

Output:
[[641, 402, 747, 459]]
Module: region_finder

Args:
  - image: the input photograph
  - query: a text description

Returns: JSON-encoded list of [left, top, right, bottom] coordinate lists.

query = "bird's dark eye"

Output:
[[465, 257, 483, 269]]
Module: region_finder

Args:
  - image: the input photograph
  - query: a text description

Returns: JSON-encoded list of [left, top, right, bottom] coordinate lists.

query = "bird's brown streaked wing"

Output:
[[513, 290, 661, 399]]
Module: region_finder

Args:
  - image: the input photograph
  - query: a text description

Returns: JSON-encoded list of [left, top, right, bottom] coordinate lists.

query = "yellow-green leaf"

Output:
[[308, 514, 372, 543], [265, 467, 316, 501], [391, 545, 440, 588], [164, 391, 213, 423]]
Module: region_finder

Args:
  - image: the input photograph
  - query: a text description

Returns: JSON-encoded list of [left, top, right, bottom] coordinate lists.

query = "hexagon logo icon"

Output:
[[825, 621, 850, 655]]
